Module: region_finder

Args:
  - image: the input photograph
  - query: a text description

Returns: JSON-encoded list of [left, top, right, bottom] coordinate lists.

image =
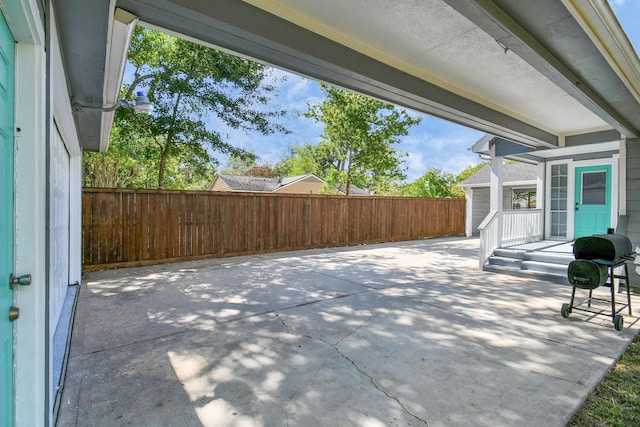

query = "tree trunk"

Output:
[[345, 147, 353, 196], [158, 141, 172, 189]]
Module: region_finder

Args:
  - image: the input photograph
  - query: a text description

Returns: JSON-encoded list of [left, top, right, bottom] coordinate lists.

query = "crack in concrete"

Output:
[[274, 312, 327, 427], [283, 360, 327, 427], [334, 314, 375, 346], [329, 343, 429, 426], [273, 313, 313, 339], [276, 311, 428, 426], [329, 314, 429, 425]]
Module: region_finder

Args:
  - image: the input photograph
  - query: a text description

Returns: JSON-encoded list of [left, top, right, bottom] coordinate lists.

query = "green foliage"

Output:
[[399, 168, 460, 198], [221, 155, 275, 177], [303, 85, 421, 195], [221, 154, 259, 175], [83, 114, 217, 190], [456, 161, 490, 184], [84, 27, 288, 189], [273, 143, 330, 178]]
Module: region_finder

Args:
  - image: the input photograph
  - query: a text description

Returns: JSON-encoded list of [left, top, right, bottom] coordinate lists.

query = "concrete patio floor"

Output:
[[56, 237, 640, 427]]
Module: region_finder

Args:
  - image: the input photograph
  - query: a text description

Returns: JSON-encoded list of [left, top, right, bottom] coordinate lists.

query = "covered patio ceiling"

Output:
[[54, 0, 640, 153]]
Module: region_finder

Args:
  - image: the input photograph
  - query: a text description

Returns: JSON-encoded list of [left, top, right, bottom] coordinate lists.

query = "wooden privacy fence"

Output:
[[82, 188, 466, 270]]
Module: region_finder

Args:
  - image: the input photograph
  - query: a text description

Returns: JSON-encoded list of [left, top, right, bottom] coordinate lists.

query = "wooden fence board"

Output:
[[82, 188, 466, 270]]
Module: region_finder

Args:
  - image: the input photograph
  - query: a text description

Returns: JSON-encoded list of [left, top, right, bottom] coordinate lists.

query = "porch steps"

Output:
[[485, 247, 573, 285]]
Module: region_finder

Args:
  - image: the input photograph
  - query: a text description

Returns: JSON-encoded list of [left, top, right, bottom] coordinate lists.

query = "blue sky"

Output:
[[138, 1, 640, 183]]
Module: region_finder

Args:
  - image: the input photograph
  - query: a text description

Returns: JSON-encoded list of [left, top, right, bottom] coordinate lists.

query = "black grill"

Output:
[[573, 234, 634, 265], [561, 233, 635, 331], [567, 260, 608, 289]]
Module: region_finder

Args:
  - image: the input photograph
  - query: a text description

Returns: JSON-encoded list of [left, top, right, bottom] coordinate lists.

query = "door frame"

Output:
[[0, 1, 47, 426], [0, 8, 16, 427], [545, 156, 619, 241]]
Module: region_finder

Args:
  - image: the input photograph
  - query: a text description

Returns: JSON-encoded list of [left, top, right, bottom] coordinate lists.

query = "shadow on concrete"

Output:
[[56, 237, 640, 427]]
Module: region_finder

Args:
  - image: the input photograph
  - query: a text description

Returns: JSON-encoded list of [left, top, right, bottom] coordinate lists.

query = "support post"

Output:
[[536, 162, 545, 239], [490, 145, 503, 248]]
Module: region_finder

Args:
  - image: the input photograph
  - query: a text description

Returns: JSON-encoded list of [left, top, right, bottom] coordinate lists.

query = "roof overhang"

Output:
[[471, 134, 620, 164], [459, 180, 537, 189], [53, 2, 137, 152], [53, 0, 640, 153]]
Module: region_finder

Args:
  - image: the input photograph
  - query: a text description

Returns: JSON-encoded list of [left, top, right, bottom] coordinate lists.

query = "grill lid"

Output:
[[573, 234, 633, 264]]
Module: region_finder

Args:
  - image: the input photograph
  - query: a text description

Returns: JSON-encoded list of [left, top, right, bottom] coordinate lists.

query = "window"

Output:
[[512, 188, 536, 209], [550, 164, 568, 238], [581, 171, 606, 205]]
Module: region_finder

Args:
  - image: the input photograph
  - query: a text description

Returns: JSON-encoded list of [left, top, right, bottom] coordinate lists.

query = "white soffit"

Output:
[[100, 7, 139, 152], [244, 0, 611, 135]]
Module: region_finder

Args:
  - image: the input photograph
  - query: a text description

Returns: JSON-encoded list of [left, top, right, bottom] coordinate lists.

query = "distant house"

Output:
[[458, 162, 538, 237], [208, 173, 371, 195]]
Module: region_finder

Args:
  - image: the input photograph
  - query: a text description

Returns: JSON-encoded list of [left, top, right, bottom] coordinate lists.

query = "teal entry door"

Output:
[[0, 10, 15, 426], [574, 165, 612, 239]]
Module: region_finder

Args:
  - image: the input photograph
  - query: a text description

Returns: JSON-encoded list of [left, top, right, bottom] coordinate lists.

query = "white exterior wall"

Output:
[[470, 187, 490, 236], [1, 1, 83, 425], [49, 9, 83, 421], [467, 185, 536, 236]]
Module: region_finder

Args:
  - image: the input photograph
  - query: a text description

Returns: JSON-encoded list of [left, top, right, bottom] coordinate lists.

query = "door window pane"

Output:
[[582, 171, 606, 205], [551, 212, 567, 237], [550, 164, 568, 238]]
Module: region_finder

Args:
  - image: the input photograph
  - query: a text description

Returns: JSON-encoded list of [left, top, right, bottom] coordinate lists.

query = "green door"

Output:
[[574, 165, 612, 239], [0, 10, 15, 427]]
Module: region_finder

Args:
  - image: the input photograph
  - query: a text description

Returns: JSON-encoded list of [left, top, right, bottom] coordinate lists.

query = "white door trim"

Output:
[[0, 1, 47, 426], [545, 156, 618, 241]]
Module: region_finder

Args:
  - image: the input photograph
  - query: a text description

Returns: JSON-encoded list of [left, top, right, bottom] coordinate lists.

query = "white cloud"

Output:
[[397, 117, 484, 180]]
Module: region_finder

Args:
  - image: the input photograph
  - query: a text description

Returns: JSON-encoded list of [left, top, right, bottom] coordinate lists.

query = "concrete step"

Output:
[[486, 243, 575, 285], [484, 263, 569, 285], [493, 248, 526, 259], [524, 252, 574, 266], [522, 260, 568, 276], [488, 255, 523, 268], [493, 248, 573, 266]]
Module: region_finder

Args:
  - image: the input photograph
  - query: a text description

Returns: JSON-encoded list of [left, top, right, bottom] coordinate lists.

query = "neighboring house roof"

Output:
[[210, 174, 282, 192], [458, 163, 537, 188], [337, 183, 372, 196], [208, 173, 371, 195]]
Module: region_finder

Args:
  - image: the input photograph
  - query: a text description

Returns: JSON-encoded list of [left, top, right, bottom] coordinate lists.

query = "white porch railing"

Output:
[[478, 209, 543, 269]]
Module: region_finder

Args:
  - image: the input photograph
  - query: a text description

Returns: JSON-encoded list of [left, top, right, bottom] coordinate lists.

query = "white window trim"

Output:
[[545, 159, 573, 240]]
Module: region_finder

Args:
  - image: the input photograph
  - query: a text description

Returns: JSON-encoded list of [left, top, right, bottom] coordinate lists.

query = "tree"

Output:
[[273, 142, 332, 178], [221, 154, 275, 177], [98, 27, 288, 189], [456, 161, 490, 184], [221, 153, 258, 175], [304, 85, 421, 195], [84, 116, 160, 189], [401, 168, 460, 198], [83, 108, 217, 190]]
